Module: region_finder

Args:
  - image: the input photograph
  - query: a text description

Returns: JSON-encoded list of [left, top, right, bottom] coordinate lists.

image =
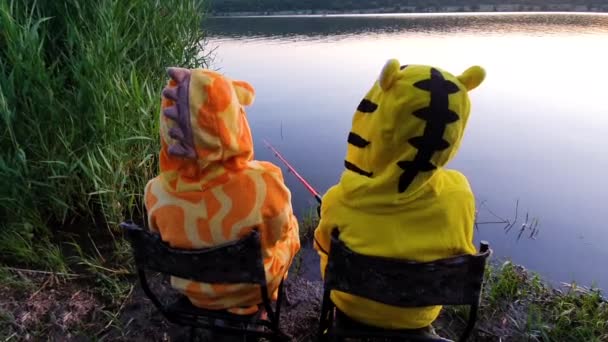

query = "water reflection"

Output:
[[208, 13, 608, 41], [206, 14, 608, 289]]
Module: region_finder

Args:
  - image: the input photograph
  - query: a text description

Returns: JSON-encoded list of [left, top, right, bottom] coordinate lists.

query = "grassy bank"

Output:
[[0, 0, 208, 271], [1, 250, 606, 340], [442, 262, 608, 341]]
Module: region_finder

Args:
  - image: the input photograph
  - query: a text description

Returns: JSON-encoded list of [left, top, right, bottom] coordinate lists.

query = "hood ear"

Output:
[[457, 66, 486, 91], [379, 59, 401, 91], [232, 80, 255, 106]]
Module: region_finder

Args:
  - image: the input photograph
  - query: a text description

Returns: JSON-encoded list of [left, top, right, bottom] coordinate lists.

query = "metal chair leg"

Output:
[[189, 327, 197, 342], [318, 290, 332, 341]]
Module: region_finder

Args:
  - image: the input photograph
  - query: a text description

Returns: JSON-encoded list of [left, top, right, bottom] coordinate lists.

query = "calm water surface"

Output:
[[206, 13, 608, 289]]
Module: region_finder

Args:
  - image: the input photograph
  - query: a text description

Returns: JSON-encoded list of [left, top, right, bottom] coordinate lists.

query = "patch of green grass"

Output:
[[0, 309, 15, 340], [0, 266, 35, 291], [0, 229, 67, 272], [458, 261, 608, 341], [299, 206, 319, 241], [0, 0, 210, 271], [68, 237, 133, 304], [539, 284, 608, 341], [289, 209, 319, 276], [485, 261, 544, 305]]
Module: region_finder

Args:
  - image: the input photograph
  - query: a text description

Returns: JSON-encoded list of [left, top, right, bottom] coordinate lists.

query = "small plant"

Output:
[[0, 309, 15, 340], [0, 266, 35, 291], [299, 205, 319, 241], [475, 200, 541, 240], [486, 261, 529, 303]]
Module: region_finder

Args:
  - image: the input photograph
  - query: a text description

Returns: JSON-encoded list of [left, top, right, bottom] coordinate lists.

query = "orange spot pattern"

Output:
[[237, 113, 254, 160], [221, 175, 256, 240], [196, 192, 221, 244], [150, 205, 192, 249], [145, 183, 158, 209]]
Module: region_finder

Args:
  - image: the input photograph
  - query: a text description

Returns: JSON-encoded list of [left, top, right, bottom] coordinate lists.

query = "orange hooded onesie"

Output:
[[144, 67, 300, 314]]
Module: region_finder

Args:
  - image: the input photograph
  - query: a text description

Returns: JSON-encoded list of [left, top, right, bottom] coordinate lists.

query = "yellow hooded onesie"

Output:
[[144, 68, 300, 315], [314, 59, 485, 329]]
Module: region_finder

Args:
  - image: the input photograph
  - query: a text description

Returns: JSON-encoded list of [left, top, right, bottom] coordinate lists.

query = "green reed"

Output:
[[0, 0, 210, 270]]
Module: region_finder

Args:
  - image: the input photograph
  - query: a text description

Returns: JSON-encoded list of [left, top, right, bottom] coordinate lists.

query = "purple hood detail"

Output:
[[162, 67, 196, 159]]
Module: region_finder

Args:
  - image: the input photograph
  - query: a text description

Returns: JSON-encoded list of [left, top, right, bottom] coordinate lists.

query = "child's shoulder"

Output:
[[433, 169, 474, 205], [247, 160, 282, 174], [441, 169, 472, 190], [242, 161, 292, 213], [246, 160, 286, 183]]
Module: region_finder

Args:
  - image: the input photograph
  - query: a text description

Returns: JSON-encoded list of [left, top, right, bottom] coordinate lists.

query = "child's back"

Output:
[[145, 68, 300, 314], [315, 60, 485, 328]]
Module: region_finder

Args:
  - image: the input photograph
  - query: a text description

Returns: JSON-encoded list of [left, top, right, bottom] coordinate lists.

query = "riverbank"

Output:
[[2, 218, 606, 341], [3, 2, 606, 341], [1, 256, 606, 341], [211, 4, 608, 17]]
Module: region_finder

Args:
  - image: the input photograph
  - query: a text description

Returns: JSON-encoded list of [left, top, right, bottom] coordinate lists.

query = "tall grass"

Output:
[[0, 0, 209, 270]]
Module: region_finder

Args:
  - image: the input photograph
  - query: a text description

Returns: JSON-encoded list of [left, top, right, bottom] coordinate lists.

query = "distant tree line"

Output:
[[210, 0, 608, 13]]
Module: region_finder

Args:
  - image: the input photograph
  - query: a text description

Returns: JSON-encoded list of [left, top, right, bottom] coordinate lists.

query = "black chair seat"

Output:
[[120, 222, 285, 341], [317, 229, 491, 342], [333, 309, 452, 342]]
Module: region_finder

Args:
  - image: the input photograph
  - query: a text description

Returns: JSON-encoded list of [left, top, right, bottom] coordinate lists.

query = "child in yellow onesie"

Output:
[[314, 59, 485, 329], [145, 67, 300, 315]]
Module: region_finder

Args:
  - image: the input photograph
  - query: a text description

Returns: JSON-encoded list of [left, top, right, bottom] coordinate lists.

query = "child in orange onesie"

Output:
[[144, 67, 300, 315]]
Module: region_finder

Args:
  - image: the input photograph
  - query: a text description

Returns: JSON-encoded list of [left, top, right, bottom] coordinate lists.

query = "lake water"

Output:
[[206, 13, 608, 289]]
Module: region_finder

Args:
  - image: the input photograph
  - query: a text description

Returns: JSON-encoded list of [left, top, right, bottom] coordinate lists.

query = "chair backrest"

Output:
[[324, 229, 490, 308], [120, 221, 266, 285]]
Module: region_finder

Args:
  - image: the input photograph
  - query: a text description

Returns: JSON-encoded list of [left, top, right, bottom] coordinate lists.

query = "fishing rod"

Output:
[[263, 139, 322, 204]]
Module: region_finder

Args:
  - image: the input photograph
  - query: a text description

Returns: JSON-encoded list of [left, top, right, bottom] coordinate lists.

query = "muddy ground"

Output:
[[0, 264, 324, 341]]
